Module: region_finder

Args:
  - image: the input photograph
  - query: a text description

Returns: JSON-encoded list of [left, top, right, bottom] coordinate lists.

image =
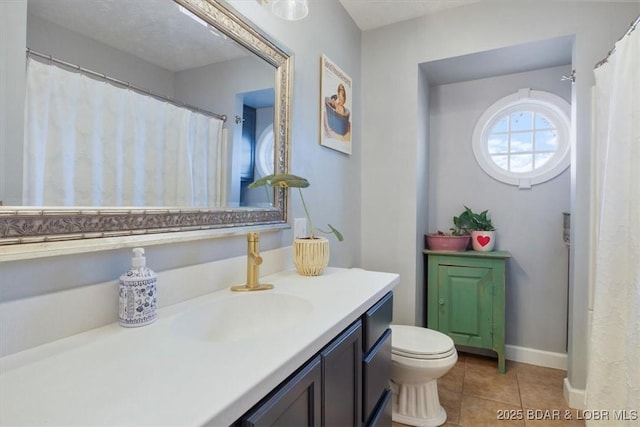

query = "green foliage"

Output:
[[249, 174, 312, 193], [451, 208, 474, 235], [249, 174, 344, 242], [455, 206, 495, 232]]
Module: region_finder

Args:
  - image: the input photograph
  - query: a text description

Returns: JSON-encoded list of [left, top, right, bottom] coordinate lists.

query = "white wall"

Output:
[[428, 65, 572, 354], [360, 0, 639, 392]]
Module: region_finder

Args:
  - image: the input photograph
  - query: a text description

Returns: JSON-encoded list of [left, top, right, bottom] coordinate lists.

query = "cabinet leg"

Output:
[[498, 353, 506, 374]]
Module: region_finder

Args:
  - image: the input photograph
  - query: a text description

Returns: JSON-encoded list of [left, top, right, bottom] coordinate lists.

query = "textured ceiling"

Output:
[[27, 0, 247, 72]]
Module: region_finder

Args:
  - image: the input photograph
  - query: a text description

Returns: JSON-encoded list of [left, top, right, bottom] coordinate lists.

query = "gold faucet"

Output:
[[231, 232, 274, 292]]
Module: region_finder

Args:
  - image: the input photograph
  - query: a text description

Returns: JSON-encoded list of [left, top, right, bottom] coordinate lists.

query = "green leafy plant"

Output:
[[249, 174, 344, 241], [459, 206, 495, 231], [450, 208, 474, 235]]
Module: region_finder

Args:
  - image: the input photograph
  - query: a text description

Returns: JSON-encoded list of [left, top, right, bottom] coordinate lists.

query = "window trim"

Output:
[[472, 88, 571, 188]]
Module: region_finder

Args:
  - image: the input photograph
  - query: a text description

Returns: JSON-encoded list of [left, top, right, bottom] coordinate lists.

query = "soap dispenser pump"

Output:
[[119, 247, 157, 327]]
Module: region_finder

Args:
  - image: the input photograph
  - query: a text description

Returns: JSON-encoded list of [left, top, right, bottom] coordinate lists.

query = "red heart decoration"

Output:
[[477, 235, 491, 247]]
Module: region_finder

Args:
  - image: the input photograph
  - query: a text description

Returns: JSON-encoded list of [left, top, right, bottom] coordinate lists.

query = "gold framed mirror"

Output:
[[0, 0, 292, 249]]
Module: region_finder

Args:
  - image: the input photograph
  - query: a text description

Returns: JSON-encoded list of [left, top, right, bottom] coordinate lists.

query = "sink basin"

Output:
[[171, 292, 313, 343]]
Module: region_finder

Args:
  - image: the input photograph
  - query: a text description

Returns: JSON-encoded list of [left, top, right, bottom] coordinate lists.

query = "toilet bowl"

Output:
[[390, 324, 458, 427]]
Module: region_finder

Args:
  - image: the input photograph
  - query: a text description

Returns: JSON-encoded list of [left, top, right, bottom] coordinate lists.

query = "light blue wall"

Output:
[[0, 1, 361, 305], [174, 55, 276, 203], [0, 0, 27, 206], [26, 14, 175, 96], [428, 65, 572, 354], [359, 0, 640, 391], [3, 0, 639, 396]]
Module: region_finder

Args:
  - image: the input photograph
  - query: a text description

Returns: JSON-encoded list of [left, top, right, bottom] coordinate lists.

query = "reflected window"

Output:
[[256, 124, 274, 178]]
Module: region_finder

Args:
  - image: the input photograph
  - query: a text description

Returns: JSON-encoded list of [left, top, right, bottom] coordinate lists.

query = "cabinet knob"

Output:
[[439, 299, 445, 305]]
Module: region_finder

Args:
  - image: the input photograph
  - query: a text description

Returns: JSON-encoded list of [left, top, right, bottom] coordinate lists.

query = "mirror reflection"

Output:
[[4, 0, 276, 208], [0, 0, 292, 246]]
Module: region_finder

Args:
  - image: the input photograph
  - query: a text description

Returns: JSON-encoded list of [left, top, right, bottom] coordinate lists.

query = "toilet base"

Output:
[[391, 379, 447, 427]]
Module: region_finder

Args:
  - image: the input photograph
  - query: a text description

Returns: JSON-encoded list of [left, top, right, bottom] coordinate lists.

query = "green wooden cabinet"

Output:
[[424, 250, 511, 373]]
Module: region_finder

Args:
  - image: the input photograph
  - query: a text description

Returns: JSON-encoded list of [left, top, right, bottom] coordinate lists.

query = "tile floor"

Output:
[[392, 352, 585, 427]]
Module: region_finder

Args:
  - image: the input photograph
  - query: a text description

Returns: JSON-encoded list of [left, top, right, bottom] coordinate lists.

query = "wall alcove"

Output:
[[418, 34, 574, 358]]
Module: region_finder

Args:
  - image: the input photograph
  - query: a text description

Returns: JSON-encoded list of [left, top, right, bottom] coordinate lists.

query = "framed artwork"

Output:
[[320, 54, 352, 154]]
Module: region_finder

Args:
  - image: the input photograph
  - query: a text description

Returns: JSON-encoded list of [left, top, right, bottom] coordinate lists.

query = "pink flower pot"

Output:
[[425, 234, 470, 252]]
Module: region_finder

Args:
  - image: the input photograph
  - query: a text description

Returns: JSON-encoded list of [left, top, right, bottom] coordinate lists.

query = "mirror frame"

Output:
[[0, 0, 291, 249]]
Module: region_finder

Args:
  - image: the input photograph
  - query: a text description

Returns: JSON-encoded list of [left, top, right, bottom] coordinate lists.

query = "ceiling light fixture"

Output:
[[262, 0, 309, 21]]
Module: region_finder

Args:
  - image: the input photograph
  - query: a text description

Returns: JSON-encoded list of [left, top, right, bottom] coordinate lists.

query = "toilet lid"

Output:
[[390, 325, 455, 359]]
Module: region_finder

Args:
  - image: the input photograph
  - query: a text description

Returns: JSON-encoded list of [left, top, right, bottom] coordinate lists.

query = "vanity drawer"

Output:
[[365, 388, 392, 427], [364, 292, 393, 353], [363, 328, 392, 421]]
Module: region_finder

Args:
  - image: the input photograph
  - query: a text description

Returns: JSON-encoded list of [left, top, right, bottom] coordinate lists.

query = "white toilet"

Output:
[[390, 324, 458, 427]]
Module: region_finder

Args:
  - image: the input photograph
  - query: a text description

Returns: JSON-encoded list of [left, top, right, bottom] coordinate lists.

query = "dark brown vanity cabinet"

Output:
[[235, 292, 393, 427]]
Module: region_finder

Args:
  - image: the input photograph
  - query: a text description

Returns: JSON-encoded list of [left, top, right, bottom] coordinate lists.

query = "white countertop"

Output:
[[0, 267, 398, 426]]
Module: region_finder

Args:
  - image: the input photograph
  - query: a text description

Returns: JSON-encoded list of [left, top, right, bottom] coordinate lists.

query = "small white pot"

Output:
[[471, 230, 496, 251], [293, 237, 329, 276]]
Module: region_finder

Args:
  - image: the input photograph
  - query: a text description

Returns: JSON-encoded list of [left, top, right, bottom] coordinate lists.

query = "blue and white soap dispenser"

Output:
[[119, 247, 157, 327]]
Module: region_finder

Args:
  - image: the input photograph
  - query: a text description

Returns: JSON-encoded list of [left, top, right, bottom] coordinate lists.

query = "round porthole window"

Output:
[[472, 88, 571, 188]]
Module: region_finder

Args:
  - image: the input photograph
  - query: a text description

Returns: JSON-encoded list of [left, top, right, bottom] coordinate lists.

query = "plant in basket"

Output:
[[249, 174, 343, 275]]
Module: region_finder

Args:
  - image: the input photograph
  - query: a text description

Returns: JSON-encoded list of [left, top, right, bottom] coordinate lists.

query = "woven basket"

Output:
[[293, 237, 329, 276]]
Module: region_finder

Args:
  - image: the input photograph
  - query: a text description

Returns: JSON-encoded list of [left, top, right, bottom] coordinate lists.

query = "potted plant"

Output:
[[249, 174, 343, 276], [425, 209, 472, 252], [462, 206, 496, 252]]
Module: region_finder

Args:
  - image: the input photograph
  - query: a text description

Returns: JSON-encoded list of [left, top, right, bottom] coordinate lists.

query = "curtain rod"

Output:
[[26, 48, 227, 122], [595, 14, 639, 69]]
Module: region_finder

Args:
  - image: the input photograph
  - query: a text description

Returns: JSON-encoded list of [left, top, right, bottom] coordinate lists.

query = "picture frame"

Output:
[[320, 54, 352, 155]]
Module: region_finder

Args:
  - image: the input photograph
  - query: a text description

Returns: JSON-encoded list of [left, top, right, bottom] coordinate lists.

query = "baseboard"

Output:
[[505, 344, 568, 370], [563, 377, 586, 409], [456, 344, 567, 370]]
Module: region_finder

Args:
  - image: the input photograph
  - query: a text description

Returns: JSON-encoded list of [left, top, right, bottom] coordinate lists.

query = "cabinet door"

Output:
[[239, 356, 322, 427], [322, 320, 362, 427], [438, 265, 493, 348]]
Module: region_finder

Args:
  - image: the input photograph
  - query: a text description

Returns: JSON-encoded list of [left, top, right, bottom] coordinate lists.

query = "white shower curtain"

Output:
[[23, 58, 225, 207], [586, 24, 639, 425]]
